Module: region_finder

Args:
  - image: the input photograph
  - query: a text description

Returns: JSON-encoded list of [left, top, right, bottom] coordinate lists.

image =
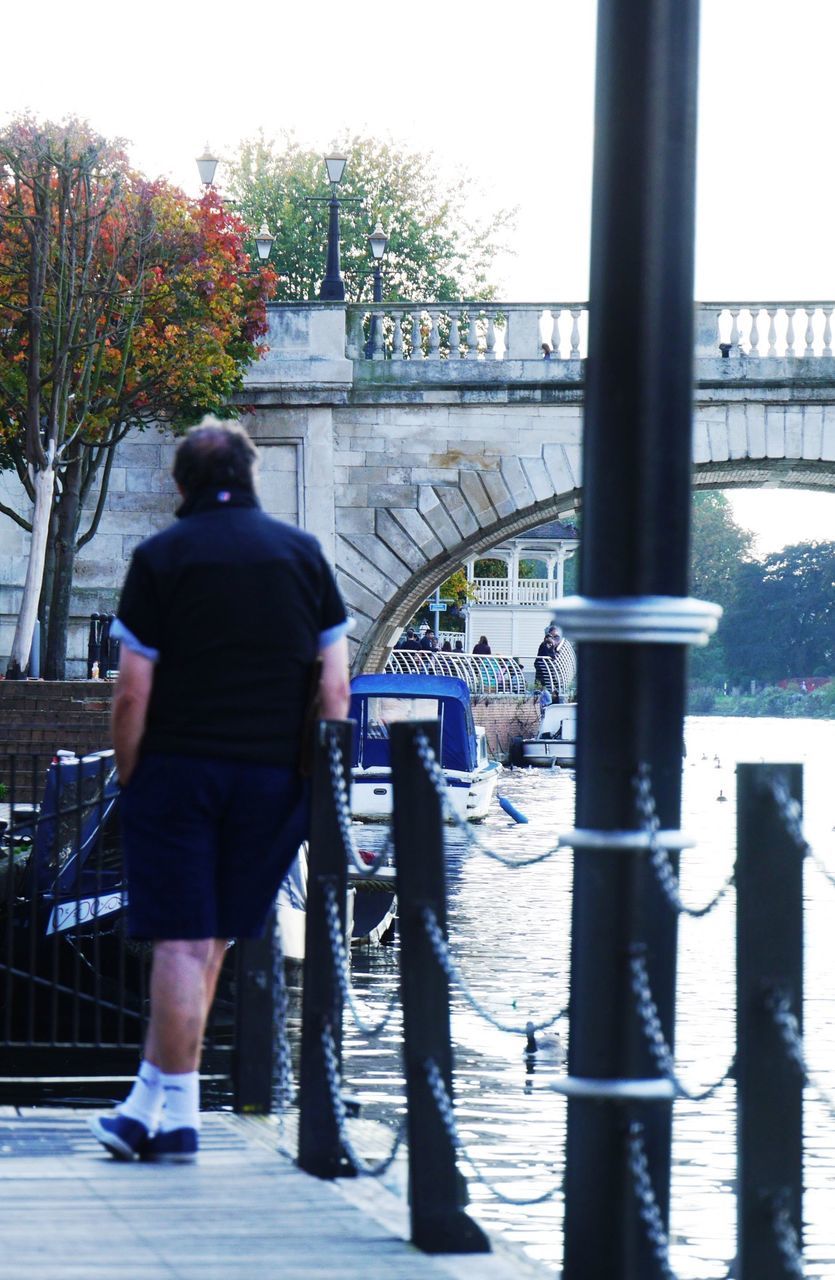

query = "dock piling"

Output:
[[298, 719, 357, 1179], [736, 763, 804, 1280], [390, 721, 490, 1255]]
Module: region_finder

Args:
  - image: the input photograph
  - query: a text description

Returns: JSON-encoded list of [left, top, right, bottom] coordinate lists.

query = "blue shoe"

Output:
[[140, 1126, 199, 1164], [88, 1113, 151, 1161]]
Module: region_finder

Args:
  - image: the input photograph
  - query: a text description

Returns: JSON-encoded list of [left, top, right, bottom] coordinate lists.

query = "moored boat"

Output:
[[348, 673, 501, 821], [276, 843, 396, 963], [520, 700, 577, 768]]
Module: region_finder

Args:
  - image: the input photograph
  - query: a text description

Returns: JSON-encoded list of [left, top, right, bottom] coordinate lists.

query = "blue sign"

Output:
[[428, 601, 448, 612]]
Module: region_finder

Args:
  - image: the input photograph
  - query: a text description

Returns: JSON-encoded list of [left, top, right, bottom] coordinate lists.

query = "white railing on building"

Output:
[[470, 577, 553, 607], [346, 301, 835, 363], [384, 646, 577, 700]]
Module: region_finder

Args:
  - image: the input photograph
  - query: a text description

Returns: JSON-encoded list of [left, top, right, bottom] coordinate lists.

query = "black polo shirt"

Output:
[[115, 486, 347, 767]]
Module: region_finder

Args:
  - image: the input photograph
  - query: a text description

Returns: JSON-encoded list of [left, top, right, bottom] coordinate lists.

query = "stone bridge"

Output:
[[240, 300, 835, 668], [2, 299, 835, 674]]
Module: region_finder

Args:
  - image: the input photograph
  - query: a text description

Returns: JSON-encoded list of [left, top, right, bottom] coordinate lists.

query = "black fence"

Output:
[[87, 614, 120, 679], [0, 749, 265, 1109]]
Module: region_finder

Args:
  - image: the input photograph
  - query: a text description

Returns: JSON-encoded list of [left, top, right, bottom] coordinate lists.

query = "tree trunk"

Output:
[[6, 465, 55, 679], [44, 457, 83, 680], [38, 512, 58, 664]]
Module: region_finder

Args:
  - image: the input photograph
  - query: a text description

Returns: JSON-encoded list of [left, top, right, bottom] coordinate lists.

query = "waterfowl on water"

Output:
[[524, 1020, 565, 1064]]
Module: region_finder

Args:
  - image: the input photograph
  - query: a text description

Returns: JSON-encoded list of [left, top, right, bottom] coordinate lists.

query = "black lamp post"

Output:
[[319, 153, 348, 300], [365, 221, 388, 357], [368, 220, 388, 302]]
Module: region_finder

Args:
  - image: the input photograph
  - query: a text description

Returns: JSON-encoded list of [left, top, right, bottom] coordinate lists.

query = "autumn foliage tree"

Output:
[[0, 117, 276, 677]]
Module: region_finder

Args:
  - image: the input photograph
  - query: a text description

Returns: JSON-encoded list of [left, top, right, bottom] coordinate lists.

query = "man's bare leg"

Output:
[[144, 938, 223, 1072]]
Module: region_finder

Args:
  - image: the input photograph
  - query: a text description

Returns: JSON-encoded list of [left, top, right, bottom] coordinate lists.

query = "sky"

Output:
[[3, 0, 835, 553]]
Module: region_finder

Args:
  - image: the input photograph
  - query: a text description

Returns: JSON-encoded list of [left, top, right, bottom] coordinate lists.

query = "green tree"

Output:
[[722, 541, 835, 684], [226, 133, 516, 302], [687, 491, 755, 686]]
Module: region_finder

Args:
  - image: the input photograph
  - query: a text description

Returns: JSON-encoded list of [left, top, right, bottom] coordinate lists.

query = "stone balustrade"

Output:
[[342, 300, 835, 364], [695, 302, 835, 359], [345, 301, 588, 363]]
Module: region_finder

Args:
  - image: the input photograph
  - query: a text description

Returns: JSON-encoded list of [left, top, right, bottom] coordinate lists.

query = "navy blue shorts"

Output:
[[120, 753, 309, 940]]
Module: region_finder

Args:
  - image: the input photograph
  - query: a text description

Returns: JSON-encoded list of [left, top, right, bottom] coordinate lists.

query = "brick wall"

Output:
[[471, 694, 540, 761], [0, 684, 535, 781], [0, 681, 113, 762]]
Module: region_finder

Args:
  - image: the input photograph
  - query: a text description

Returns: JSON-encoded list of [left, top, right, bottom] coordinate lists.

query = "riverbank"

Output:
[[688, 681, 835, 718]]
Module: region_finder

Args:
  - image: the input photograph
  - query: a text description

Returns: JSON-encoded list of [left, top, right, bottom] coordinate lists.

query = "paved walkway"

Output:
[[0, 1108, 553, 1280]]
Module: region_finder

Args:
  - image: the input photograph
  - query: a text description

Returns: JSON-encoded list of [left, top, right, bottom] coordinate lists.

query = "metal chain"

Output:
[[327, 730, 393, 875], [770, 1194, 807, 1280], [626, 1122, 678, 1280], [321, 1020, 406, 1177], [322, 880, 401, 1037], [634, 764, 735, 917], [422, 906, 566, 1036], [770, 774, 835, 893], [767, 988, 835, 1121], [630, 952, 734, 1102], [424, 1058, 562, 1206], [414, 731, 567, 868]]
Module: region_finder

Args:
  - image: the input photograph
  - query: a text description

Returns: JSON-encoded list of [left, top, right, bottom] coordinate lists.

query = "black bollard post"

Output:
[[390, 720, 490, 1254], [556, 3, 707, 1277], [297, 719, 356, 1179], [736, 763, 804, 1280], [233, 904, 276, 1114]]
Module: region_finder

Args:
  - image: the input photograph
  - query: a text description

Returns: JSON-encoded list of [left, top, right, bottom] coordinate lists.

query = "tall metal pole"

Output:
[[556, 3, 708, 1277], [319, 193, 345, 301]]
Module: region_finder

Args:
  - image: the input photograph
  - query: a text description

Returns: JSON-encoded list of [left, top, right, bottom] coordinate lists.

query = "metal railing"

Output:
[[385, 646, 577, 699], [0, 750, 260, 1108]]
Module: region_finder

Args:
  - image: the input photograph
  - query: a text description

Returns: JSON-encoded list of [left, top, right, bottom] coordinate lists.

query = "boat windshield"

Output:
[[365, 697, 441, 738]]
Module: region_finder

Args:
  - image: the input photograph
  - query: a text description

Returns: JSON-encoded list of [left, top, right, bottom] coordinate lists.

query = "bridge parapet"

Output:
[[247, 301, 835, 394]]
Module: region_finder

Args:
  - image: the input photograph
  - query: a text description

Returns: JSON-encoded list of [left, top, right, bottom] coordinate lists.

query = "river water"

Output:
[[290, 715, 835, 1276]]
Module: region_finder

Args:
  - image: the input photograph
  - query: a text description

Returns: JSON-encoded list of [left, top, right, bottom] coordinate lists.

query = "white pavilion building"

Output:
[[457, 519, 579, 656]]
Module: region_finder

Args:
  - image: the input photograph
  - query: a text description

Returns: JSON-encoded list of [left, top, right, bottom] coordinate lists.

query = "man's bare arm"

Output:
[[318, 634, 350, 720], [111, 647, 155, 785]]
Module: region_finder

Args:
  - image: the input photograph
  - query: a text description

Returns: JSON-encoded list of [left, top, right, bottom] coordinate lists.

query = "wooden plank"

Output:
[[0, 1109, 552, 1280]]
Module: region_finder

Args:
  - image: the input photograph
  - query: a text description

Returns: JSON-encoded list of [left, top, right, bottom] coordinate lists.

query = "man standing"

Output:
[[90, 419, 350, 1163]]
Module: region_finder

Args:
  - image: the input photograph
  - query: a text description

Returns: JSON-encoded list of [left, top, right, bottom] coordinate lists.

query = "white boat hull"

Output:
[[521, 702, 577, 768], [351, 761, 500, 823]]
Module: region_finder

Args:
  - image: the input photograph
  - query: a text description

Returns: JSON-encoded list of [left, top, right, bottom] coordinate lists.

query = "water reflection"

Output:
[[295, 716, 835, 1274]]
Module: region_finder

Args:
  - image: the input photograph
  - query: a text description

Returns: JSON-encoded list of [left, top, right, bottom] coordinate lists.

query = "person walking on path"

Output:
[[89, 419, 350, 1164]]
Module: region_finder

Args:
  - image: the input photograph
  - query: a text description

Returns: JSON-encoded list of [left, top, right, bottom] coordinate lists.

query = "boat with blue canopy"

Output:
[[349, 673, 501, 821]]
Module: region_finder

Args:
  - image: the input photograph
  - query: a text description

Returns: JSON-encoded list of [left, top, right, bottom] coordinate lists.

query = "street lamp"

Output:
[[195, 143, 219, 188], [319, 153, 349, 301], [254, 221, 275, 263], [368, 221, 388, 303], [365, 222, 388, 357]]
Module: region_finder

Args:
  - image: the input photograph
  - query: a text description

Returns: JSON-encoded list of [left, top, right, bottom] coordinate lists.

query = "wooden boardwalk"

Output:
[[0, 1108, 553, 1279]]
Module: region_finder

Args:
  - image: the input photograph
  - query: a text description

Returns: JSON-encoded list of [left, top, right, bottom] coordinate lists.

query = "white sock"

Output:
[[158, 1070, 201, 1133], [117, 1060, 163, 1129]]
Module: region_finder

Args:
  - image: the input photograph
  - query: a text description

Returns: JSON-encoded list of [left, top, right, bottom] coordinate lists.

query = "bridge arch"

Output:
[[350, 489, 581, 671], [348, 449, 835, 672]]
